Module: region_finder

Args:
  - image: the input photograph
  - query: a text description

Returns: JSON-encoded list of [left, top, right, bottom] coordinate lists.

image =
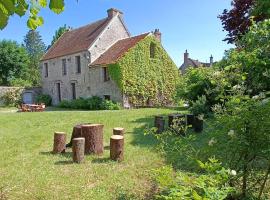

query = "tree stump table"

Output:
[[53, 132, 66, 153], [113, 127, 125, 136], [81, 124, 104, 155], [66, 123, 91, 147], [110, 135, 124, 161], [72, 138, 85, 163]]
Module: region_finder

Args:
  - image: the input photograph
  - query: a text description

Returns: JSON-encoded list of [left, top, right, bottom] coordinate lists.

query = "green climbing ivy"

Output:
[[108, 35, 179, 106]]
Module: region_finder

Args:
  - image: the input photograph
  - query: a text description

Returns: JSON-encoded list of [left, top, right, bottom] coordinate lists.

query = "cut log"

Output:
[[53, 132, 66, 153], [110, 135, 124, 161], [113, 127, 125, 136], [154, 116, 164, 127], [156, 119, 165, 133], [81, 124, 104, 155], [168, 114, 185, 128], [66, 123, 91, 148], [72, 138, 85, 163], [193, 117, 203, 133], [186, 114, 195, 126]]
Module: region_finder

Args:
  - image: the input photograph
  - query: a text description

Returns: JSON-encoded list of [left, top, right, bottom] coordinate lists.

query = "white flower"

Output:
[[228, 130, 235, 137], [208, 138, 217, 146], [252, 95, 259, 99], [230, 170, 237, 176]]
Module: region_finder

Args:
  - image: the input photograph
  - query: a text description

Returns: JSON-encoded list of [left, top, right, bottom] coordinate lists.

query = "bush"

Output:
[[36, 94, 52, 106], [189, 95, 209, 116], [58, 96, 121, 110], [0, 88, 23, 106]]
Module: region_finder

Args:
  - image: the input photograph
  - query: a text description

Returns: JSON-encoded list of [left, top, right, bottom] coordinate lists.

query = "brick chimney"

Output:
[[107, 8, 123, 18], [153, 29, 161, 42], [210, 55, 213, 66], [184, 50, 189, 64]]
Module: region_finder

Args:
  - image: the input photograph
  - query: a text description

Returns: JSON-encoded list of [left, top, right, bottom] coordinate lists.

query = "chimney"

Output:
[[184, 50, 189, 64], [210, 55, 213, 66], [153, 29, 161, 43], [107, 8, 123, 18]]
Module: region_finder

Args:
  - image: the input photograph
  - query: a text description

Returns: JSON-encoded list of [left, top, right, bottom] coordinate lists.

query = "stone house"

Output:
[[179, 50, 214, 74], [40, 8, 178, 107]]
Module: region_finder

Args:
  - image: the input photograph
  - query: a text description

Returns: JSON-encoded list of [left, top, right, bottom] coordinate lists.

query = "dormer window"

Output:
[[150, 42, 156, 58]]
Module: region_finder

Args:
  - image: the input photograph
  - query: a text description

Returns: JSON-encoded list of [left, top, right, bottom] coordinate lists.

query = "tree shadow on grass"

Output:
[[54, 160, 74, 165], [91, 157, 112, 164]]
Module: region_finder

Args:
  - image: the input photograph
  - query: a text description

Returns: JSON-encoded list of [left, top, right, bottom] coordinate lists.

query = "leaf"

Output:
[[38, 0, 47, 7], [0, 0, 15, 15], [27, 16, 44, 30], [192, 190, 203, 200], [49, 0, 64, 14], [0, 9, 8, 29]]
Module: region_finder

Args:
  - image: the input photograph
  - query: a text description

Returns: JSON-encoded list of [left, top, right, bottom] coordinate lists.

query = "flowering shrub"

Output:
[[0, 88, 23, 106]]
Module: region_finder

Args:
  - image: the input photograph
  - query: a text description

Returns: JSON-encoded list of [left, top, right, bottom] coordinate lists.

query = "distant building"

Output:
[[179, 50, 213, 74]]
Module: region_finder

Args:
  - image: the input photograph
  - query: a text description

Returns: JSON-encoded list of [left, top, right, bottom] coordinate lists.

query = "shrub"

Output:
[[58, 96, 121, 110], [36, 94, 52, 106], [189, 95, 209, 116], [0, 88, 23, 106]]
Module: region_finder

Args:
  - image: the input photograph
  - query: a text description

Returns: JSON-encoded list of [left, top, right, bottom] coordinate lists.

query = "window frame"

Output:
[[103, 67, 110, 82], [44, 63, 48, 78], [75, 56, 81, 74], [62, 59, 67, 76]]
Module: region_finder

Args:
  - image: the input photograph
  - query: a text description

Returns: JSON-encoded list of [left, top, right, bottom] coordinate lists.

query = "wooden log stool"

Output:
[[113, 127, 125, 136], [186, 114, 195, 126], [81, 124, 104, 155], [72, 138, 85, 163], [66, 123, 90, 148], [53, 132, 66, 153], [154, 116, 165, 133], [110, 135, 124, 161]]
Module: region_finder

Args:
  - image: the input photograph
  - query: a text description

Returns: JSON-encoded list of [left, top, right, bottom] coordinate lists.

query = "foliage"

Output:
[[36, 94, 52, 106], [213, 95, 270, 198], [0, 0, 66, 30], [10, 78, 32, 87], [108, 36, 179, 107], [50, 24, 71, 47], [218, 0, 270, 44], [0, 88, 23, 106], [0, 40, 30, 86], [189, 95, 209, 116], [153, 158, 235, 200], [58, 96, 121, 110], [23, 30, 46, 86]]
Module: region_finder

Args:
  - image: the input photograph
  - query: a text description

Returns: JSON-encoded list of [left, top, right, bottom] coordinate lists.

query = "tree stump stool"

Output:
[[72, 138, 85, 163], [66, 123, 91, 148], [154, 116, 164, 127], [110, 135, 124, 161], [156, 118, 165, 133], [113, 127, 125, 136], [81, 124, 104, 155], [53, 132, 66, 153]]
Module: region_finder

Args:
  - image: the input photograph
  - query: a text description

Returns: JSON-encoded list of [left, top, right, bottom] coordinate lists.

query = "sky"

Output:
[[0, 0, 233, 66]]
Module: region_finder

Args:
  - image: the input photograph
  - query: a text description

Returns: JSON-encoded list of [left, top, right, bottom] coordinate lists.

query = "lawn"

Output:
[[0, 108, 181, 200]]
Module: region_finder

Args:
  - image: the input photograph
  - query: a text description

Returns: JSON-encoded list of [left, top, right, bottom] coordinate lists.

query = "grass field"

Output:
[[0, 108, 181, 200]]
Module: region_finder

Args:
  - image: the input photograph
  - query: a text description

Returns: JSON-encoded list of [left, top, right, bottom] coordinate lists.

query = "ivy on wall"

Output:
[[108, 36, 179, 106]]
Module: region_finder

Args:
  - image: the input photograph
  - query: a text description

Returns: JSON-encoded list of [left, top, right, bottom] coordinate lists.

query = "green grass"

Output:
[[0, 108, 182, 200]]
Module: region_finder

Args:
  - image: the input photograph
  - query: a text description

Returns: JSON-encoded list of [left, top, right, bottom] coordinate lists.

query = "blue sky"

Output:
[[0, 0, 233, 66]]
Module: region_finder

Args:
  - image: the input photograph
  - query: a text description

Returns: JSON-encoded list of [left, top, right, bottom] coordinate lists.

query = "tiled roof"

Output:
[[91, 33, 150, 66], [41, 18, 111, 61]]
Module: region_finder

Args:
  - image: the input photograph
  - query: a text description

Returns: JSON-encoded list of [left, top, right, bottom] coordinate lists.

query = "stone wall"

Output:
[[40, 14, 129, 105]]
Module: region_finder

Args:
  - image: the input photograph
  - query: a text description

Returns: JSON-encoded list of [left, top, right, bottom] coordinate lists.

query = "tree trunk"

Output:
[[113, 127, 125, 136], [110, 135, 124, 161], [53, 132, 66, 153], [72, 137, 85, 163], [66, 123, 91, 147], [81, 124, 104, 155]]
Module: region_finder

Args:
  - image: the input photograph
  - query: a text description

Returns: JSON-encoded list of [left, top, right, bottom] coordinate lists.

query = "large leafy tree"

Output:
[[0, 0, 66, 30], [23, 30, 46, 85], [218, 0, 270, 44], [0, 40, 30, 86], [50, 24, 71, 47]]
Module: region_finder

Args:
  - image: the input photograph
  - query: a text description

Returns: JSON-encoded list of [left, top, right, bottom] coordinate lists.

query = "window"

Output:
[[56, 83, 61, 102], [75, 56, 81, 73], [150, 42, 156, 58], [104, 95, 110, 100], [103, 67, 110, 82], [44, 63, 48, 77], [71, 83, 76, 100], [62, 59, 67, 76]]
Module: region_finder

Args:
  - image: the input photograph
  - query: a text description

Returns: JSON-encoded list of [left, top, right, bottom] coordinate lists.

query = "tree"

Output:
[[0, 0, 66, 30], [0, 40, 30, 86], [23, 30, 46, 86], [50, 24, 71, 47], [218, 0, 270, 44]]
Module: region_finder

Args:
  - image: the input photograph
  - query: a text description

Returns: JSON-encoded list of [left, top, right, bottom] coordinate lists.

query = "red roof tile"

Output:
[[91, 33, 150, 65], [41, 18, 111, 61]]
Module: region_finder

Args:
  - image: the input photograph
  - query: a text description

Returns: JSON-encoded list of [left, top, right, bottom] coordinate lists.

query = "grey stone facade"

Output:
[[40, 11, 129, 105]]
